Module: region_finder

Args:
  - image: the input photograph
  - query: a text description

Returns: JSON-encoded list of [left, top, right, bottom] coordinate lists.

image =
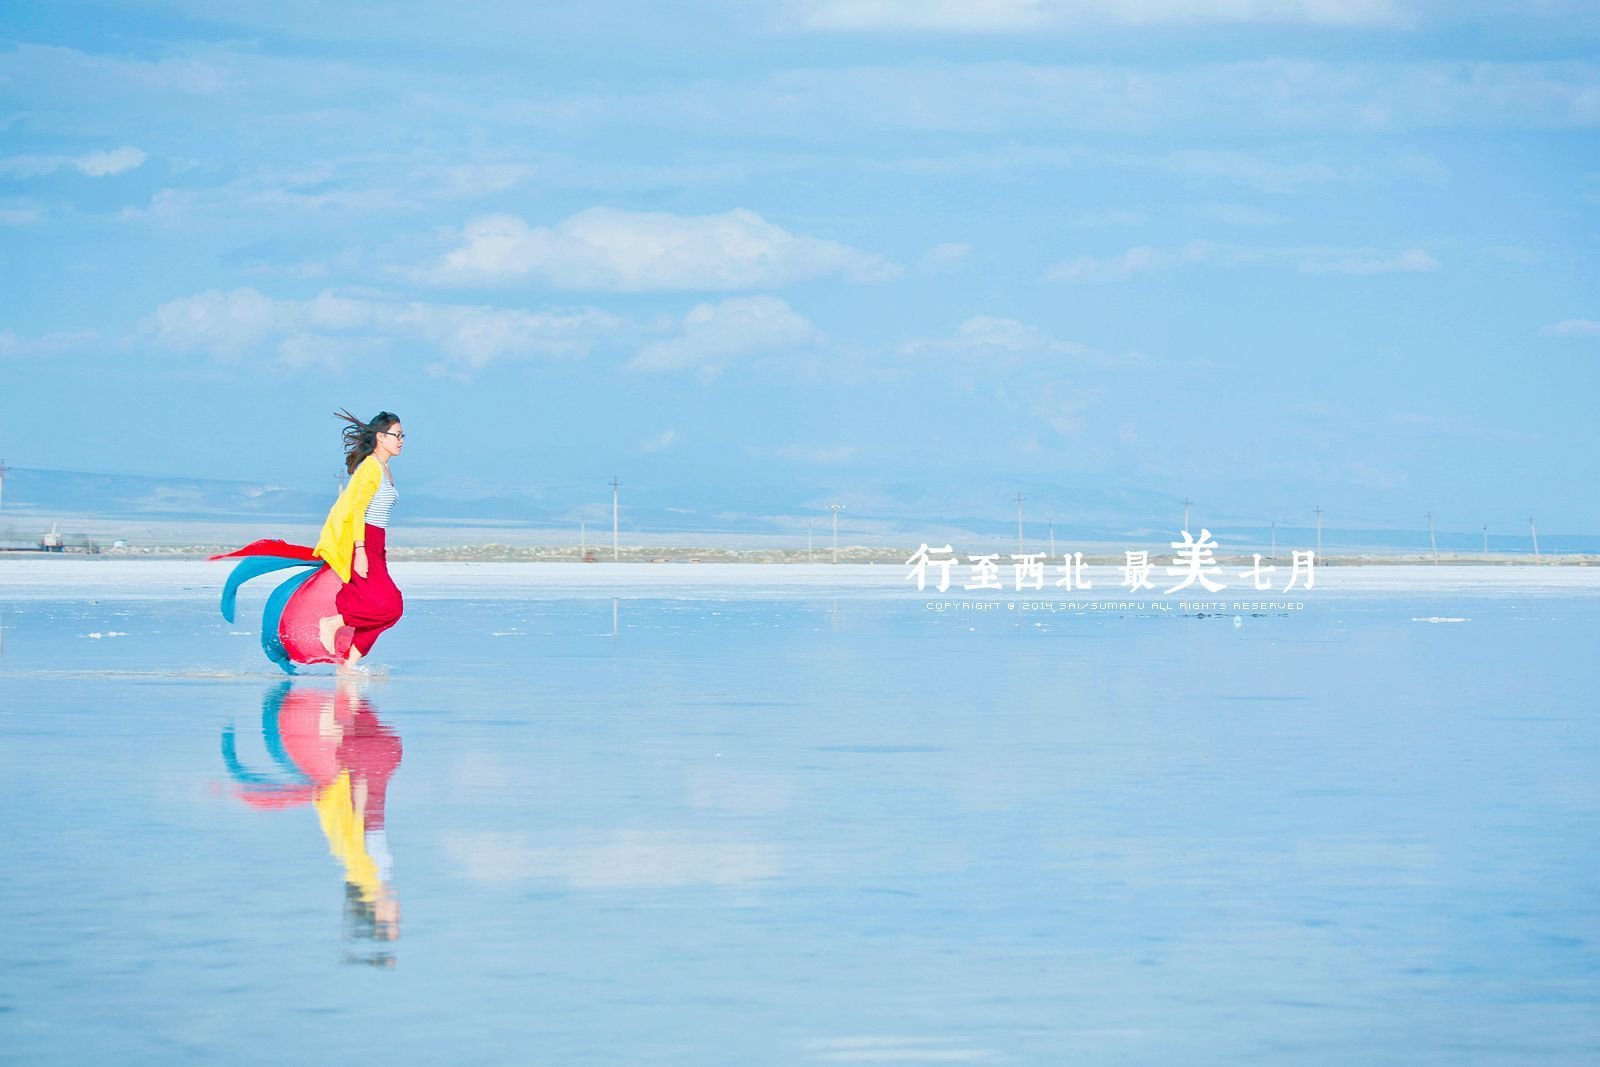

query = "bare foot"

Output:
[[318, 615, 342, 655], [337, 647, 366, 676]]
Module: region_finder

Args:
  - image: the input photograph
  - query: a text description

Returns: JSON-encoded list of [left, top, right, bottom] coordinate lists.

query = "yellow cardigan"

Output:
[[313, 456, 384, 582]]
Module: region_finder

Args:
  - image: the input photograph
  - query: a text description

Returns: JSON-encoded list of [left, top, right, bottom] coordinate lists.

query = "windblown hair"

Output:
[[336, 409, 400, 475]]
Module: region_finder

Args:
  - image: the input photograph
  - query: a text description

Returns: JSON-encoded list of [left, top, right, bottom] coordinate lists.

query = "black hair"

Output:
[[335, 409, 400, 475]]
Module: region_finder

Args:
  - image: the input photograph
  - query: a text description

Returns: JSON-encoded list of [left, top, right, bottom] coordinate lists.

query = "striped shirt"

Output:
[[364, 476, 398, 529]]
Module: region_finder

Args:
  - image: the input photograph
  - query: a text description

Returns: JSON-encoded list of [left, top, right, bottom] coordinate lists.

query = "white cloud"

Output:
[[1300, 248, 1439, 274], [640, 429, 678, 452], [1542, 319, 1600, 337], [119, 188, 191, 222], [1029, 380, 1108, 440], [872, 144, 1443, 193], [630, 295, 818, 374], [650, 60, 1600, 136], [115, 156, 548, 227], [899, 315, 1150, 374], [402, 302, 622, 368], [121, 179, 408, 223], [141, 286, 623, 369], [1066, 208, 1148, 229], [919, 242, 972, 270], [3, 43, 228, 96], [904, 315, 1092, 358], [1047, 242, 1439, 281], [1195, 202, 1291, 226], [777, 444, 858, 464], [799, 0, 1048, 32], [1348, 461, 1408, 490], [0, 329, 101, 358], [244, 184, 410, 213], [75, 146, 148, 176], [0, 145, 147, 178], [1164, 150, 1343, 191], [1391, 411, 1447, 428], [433, 162, 540, 198], [1047, 241, 1227, 282], [277, 331, 386, 369], [794, 0, 1404, 31], [417, 208, 900, 291], [0, 207, 43, 225], [145, 287, 281, 358]]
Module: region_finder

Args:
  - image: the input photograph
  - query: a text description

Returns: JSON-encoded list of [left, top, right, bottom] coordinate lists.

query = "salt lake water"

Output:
[[1, 562, 1596, 1064]]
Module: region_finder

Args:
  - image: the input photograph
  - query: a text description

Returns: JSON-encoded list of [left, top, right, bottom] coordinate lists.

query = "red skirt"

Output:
[[334, 524, 404, 657]]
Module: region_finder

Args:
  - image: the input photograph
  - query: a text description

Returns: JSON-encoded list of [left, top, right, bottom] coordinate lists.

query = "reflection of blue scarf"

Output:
[[220, 681, 312, 790]]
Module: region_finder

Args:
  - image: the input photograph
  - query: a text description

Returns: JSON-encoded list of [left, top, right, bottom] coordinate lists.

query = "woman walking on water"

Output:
[[315, 410, 405, 673]]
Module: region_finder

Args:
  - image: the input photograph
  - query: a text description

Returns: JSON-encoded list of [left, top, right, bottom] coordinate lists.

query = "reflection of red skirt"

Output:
[[335, 524, 404, 657]]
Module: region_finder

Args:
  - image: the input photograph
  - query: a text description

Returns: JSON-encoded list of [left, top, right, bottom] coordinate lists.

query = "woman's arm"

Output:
[[314, 460, 381, 581], [343, 460, 382, 579]]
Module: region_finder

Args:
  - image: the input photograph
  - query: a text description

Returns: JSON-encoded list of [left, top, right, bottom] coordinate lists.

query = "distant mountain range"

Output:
[[0, 465, 1591, 555]]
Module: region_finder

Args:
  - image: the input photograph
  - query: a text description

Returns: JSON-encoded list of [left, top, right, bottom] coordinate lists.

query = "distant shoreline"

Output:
[[1, 545, 1592, 567]]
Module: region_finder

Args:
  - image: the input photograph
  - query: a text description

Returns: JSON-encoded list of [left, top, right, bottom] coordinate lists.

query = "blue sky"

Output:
[[2, 1, 1597, 541]]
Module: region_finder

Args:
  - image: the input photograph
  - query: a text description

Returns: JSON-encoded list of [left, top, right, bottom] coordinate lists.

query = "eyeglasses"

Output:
[[379, 430, 406, 441]]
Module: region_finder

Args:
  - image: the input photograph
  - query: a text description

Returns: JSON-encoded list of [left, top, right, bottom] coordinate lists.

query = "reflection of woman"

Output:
[[314, 682, 403, 948], [223, 681, 404, 956], [314, 410, 405, 674]]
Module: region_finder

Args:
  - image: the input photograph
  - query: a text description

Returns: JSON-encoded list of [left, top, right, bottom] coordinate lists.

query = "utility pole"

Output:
[[1313, 506, 1323, 557], [0, 458, 7, 514], [1014, 493, 1025, 554], [1426, 511, 1438, 564], [1482, 524, 1488, 558], [1270, 519, 1277, 562], [611, 476, 621, 562], [1528, 515, 1540, 562], [1181, 496, 1193, 535], [829, 503, 845, 564], [580, 518, 586, 558], [1048, 520, 1056, 558], [808, 518, 814, 563]]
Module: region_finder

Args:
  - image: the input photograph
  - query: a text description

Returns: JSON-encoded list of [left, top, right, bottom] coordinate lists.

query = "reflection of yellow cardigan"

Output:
[[315, 771, 382, 902], [314, 456, 383, 582]]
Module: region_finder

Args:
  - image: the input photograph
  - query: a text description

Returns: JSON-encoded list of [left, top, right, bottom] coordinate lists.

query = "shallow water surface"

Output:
[[1, 564, 1596, 1064]]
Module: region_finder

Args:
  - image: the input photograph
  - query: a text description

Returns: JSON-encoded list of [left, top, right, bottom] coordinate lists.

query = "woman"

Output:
[[314, 410, 405, 672]]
